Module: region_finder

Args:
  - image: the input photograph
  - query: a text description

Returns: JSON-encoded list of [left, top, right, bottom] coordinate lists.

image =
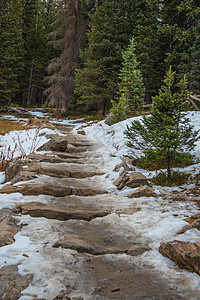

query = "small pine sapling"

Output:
[[124, 67, 199, 179], [110, 38, 145, 123]]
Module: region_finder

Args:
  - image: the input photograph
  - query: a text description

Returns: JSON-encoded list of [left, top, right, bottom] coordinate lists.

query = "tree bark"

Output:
[[190, 95, 200, 102], [189, 98, 200, 111], [166, 155, 171, 180]]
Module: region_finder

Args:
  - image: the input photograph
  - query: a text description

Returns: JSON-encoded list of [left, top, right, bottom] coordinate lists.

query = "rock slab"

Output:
[[0, 265, 33, 300], [20, 202, 110, 221], [177, 213, 200, 234], [114, 171, 150, 190], [126, 185, 155, 198], [0, 216, 21, 247], [159, 240, 200, 275]]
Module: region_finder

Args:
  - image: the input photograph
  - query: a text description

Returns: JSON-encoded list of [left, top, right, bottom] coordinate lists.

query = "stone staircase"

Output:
[[0, 123, 196, 300]]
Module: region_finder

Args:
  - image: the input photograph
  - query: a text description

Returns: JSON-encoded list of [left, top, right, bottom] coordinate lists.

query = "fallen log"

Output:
[[189, 98, 200, 111], [143, 104, 153, 109], [190, 95, 200, 102], [8, 107, 32, 116]]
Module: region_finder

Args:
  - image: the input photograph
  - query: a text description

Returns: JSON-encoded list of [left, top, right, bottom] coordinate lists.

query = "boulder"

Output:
[[0, 265, 33, 300], [126, 172, 150, 188], [20, 202, 110, 221], [0, 210, 21, 247], [114, 171, 150, 190], [159, 240, 200, 275], [11, 171, 37, 184], [113, 171, 129, 190], [177, 213, 200, 234], [37, 139, 69, 152], [126, 185, 155, 198], [5, 161, 22, 181], [37, 135, 76, 152]]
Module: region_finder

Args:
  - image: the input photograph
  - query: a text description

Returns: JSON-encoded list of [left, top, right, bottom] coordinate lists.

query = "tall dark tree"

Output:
[[75, 0, 138, 115], [133, 0, 163, 102], [45, 0, 94, 111], [19, 0, 57, 106], [0, 0, 24, 106], [159, 0, 200, 93]]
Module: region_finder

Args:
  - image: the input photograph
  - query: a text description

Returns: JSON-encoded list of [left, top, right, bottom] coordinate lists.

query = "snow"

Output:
[[74, 111, 200, 291], [0, 127, 55, 160], [28, 109, 49, 118], [0, 172, 5, 184], [0, 114, 29, 122], [0, 111, 200, 298]]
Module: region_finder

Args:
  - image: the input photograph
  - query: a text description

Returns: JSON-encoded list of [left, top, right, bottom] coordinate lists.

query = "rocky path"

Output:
[[0, 123, 199, 299]]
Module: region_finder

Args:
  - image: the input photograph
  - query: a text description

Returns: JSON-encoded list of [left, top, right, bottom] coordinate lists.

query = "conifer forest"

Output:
[[0, 0, 200, 114]]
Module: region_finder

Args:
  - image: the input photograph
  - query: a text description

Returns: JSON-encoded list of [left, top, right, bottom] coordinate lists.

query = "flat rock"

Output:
[[177, 213, 200, 234], [126, 185, 155, 198], [159, 240, 200, 275], [5, 160, 22, 181], [0, 183, 108, 197], [114, 171, 150, 190], [0, 265, 33, 300], [26, 163, 104, 179], [37, 135, 76, 152], [0, 217, 21, 247], [20, 202, 110, 221], [126, 172, 150, 188], [0, 209, 21, 247], [53, 233, 150, 256], [52, 220, 150, 257], [11, 171, 37, 184]]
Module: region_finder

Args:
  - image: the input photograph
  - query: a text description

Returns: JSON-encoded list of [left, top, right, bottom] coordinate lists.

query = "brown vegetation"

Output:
[[0, 119, 26, 135]]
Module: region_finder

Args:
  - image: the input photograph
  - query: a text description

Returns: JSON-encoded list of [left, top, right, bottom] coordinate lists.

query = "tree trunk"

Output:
[[166, 155, 171, 180], [101, 100, 106, 116]]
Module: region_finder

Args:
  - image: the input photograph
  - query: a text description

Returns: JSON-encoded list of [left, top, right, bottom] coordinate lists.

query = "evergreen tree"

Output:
[[160, 0, 200, 93], [45, 0, 93, 111], [109, 38, 145, 123], [0, 0, 24, 106], [124, 67, 199, 179], [75, 0, 137, 115], [20, 0, 57, 106], [133, 0, 163, 102]]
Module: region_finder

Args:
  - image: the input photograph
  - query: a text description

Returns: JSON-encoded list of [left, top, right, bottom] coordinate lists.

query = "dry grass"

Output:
[[0, 119, 26, 135], [0, 118, 45, 172]]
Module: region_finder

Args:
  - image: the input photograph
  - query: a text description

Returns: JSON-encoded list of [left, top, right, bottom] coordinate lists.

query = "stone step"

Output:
[[54, 152, 86, 159], [26, 163, 104, 179], [20, 202, 110, 221], [0, 183, 108, 197], [0, 265, 33, 300], [52, 219, 150, 256]]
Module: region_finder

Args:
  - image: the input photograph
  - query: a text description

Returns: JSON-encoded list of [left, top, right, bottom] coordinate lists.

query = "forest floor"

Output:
[[0, 110, 200, 299]]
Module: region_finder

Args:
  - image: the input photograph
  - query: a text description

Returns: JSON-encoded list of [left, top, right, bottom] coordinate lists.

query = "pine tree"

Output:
[[0, 0, 24, 106], [109, 38, 145, 124], [45, 0, 92, 111], [160, 0, 200, 94], [124, 67, 199, 179], [20, 0, 56, 106], [75, 0, 137, 115], [133, 0, 163, 102]]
